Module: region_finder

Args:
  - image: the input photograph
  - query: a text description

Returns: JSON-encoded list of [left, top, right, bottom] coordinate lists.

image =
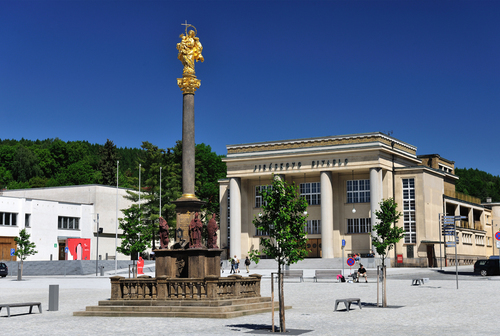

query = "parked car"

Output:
[[474, 259, 500, 276], [0, 262, 8, 277]]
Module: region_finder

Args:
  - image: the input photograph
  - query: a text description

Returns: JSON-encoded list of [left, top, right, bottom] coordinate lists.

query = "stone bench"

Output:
[[313, 270, 342, 282], [275, 270, 303, 282], [334, 298, 362, 312], [412, 278, 429, 286], [0, 302, 42, 317]]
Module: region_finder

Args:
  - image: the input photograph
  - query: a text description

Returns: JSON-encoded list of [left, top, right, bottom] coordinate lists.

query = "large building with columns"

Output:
[[219, 132, 499, 267]]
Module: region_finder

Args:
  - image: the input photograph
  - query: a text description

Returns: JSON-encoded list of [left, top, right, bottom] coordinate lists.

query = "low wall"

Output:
[[110, 274, 262, 301]]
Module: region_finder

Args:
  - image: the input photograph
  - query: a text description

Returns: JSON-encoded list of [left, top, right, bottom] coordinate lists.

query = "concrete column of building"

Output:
[[229, 177, 242, 259], [370, 168, 383, 252], [320, 171, 334, 258]]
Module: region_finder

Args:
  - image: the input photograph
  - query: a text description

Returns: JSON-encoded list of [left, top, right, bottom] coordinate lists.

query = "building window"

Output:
[[347, 180, 370, 203], [305, 220, 321, 234], [462, 232, 472, 245], [475, 235, 484, 246], [0, 212, 17, 226], [255, 228, 269, 236], [255, 185, 272, 208], [347, 218, 372, 234], [58, 216, 80, 230], [300, 182, 321, 205], [25, 214, 31, 228], [402, 178, 416, 244]]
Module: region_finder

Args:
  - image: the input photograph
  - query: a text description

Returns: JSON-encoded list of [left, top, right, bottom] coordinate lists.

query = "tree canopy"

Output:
[[455, 167, 500, 202]]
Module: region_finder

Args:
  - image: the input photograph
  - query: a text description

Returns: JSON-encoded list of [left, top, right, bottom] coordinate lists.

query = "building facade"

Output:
[[219, 132, 499, 267], [0, 185, 133, 261]]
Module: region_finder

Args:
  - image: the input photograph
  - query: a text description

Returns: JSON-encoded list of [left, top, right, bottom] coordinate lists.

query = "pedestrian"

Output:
[[356, 263, 367, 283], [245, 256, 251, 273], [230, 257, 235, 274], [234, 255, 240, 273]]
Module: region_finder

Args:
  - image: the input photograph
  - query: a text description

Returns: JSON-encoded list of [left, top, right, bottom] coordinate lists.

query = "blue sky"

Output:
[[1, 1, 499, 175]]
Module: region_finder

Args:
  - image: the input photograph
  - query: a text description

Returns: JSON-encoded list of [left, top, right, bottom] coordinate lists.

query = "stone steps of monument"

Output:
[[73, 301, 291, 318], [98, 296, 271, 307], [85, 301, 274, 313], [73, 297, 288, 318]]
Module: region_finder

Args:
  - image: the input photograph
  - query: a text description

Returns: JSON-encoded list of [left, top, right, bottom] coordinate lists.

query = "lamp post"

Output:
[[95, 214, 100, 276]]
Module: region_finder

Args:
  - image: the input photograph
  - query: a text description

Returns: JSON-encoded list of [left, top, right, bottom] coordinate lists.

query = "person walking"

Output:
[[245, 256, 251, 273], [234, 255, 240, 273], [230, 257, 235, 274]]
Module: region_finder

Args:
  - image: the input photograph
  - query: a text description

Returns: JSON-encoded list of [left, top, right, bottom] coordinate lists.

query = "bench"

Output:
[[313, 270, 342, 282], [0, 302, 42, 317], [334, 298, 362, 312], [412, 278, 428, 286], [275, 270, 303, 282]]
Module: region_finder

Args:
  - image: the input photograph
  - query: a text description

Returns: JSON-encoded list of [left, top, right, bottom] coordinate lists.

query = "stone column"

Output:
[[230, 177, 242, 259], [370, 168, 383, 251], [182, 93, 196, 197], [320, 171, 334, 258]]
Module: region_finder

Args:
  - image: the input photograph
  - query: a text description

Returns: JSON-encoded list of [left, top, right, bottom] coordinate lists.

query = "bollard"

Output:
[[49, 284, 59, 311], [100, 266, 105, 276]]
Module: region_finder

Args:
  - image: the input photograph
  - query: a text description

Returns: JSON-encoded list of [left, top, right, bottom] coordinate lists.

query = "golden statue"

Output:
[[177, 25, 204, 77]]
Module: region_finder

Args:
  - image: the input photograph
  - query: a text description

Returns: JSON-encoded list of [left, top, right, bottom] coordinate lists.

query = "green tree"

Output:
[[249, 176, 308, 332], [10, 145, 42, 183], [14, 229, 38, 280], [98, 139, 119, 186], [117, 204, 151, 261], [372, 198, 404, 307]]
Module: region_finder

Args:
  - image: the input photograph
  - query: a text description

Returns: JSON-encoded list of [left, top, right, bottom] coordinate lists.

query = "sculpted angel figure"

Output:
[[159, 217, 169, 249], [177, 28, 204, 76], [207, 213, 219, 249], [189, 212, 203, 248]]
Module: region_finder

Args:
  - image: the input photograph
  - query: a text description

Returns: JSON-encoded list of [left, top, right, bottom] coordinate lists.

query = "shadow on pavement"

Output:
[[226, 324, 313, 335]]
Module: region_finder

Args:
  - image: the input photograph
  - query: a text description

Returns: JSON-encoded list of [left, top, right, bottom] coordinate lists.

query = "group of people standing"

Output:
[[229, 255, 251, 274]]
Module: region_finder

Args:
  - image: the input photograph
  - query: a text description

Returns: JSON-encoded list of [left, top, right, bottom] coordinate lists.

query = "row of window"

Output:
[[255, 180, 371, 207], [0, 213, 79, 230], [0, 212, 18, 226], [254, 218, 372, 236]]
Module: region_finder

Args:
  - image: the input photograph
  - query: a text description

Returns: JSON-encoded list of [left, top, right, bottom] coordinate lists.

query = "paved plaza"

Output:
[[0, 266, 497, 335]]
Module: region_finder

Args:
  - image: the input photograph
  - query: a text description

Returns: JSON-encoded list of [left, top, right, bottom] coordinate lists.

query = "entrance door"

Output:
[[306, 239, 322, 258], [426, 245, 436, 267], [0, 237, 16, 261], [58, 242, 66, 260]]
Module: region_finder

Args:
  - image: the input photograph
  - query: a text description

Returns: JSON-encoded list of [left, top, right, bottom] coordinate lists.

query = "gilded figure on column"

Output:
[[177, 26, 204, 76]]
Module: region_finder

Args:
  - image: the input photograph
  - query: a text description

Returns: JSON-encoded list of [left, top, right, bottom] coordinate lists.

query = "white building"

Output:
[[0, 185, 133, 261]]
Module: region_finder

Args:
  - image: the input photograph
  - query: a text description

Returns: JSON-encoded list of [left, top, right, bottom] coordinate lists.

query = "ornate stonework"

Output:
[[226, 134, 417, 156], [177, 76, 201, 94]]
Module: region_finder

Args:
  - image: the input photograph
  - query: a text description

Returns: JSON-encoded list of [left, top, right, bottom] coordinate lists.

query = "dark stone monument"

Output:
[[207, 213, 219, 249], [158, 217, 169, 249]]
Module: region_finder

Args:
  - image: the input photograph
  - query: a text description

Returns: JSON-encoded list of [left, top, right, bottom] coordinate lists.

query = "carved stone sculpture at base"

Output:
[[207, 213, 219, 249], [189, 212, 203, 248], [159, 217, 169, 249]]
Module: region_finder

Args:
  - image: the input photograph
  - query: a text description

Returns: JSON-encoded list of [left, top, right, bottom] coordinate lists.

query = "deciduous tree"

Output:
[[14, 229, 38, 280], [249, 176, 308, 332]]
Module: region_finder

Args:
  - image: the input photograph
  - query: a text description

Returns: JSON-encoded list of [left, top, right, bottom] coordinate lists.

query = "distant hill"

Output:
[[455, 167, 500, 203]]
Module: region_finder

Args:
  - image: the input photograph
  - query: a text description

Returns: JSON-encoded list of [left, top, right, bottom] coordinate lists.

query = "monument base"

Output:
[[154, 248, 222, 279]]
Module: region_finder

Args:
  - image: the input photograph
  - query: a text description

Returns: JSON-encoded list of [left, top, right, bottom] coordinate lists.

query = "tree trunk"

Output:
[[20, 260, 23, 281], [277, 261, 286, 333], [280, 271, 285, 332], [382, 265, 387, 307]]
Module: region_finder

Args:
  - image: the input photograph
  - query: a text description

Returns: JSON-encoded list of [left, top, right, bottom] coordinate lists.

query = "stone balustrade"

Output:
[[110, 274, 262, 301]]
